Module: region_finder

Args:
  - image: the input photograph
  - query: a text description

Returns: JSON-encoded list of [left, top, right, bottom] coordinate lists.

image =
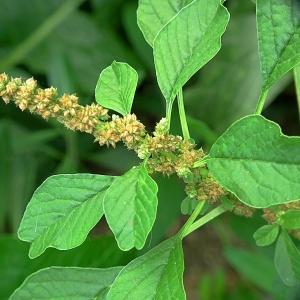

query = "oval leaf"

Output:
[[208, 115, 300, 208], [253, 224, 279, 247], [104, 165, 158, 251], [275, 230, 300, 286], [106, 237, 186, 300], [137, 0, 192, 47], [18, 174, 114, 258], [154, 0, 229, 103], [95, 61, 138, 116], [257, 0, 300, 90], [10, 267, 122, 299], [280, 210, 300, 230]]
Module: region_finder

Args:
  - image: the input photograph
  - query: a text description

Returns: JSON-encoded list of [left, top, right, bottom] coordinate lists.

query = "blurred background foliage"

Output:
[[0, 0, 299, 299]]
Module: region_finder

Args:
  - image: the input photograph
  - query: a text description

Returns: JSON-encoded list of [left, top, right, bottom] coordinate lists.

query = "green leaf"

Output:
[[208, 115, 300, 208], [18, 174, 114, 258], [104, 165, 158, 251], [106, 237, 186, 300], [137, 0, 192, 47], [280, 210, 300, 230], [257, 0, 300, 90], [9, 266, 122, 299], [154, 0, 229, 103], [95, 61, 138, 116], [0, 236, 135, 299], [275, 230, 300, 286], [253, 224, 279, 247]]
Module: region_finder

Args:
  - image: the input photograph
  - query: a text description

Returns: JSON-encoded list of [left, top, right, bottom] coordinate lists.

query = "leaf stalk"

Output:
[[177, 88, 190, 140], [166, 102, 173, 131], [255, 89, 269, 115]]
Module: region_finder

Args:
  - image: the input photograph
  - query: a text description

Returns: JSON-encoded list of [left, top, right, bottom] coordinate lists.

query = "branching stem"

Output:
[[179, 201, 205, 239], [181, 204, 227, 238]]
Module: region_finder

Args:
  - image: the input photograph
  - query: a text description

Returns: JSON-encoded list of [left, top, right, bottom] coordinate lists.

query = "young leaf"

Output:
[[280, 210, 300, 230], [253, 224, 279, 247], [154, 0, 229, 104], [106, 237, 186, 300], [9, 266, 122, 299], [95, 61, 138, 116], [257, 0, 300, 90], [104, 165, 158, 251], [137, 0, 192, 47], [208, 115, 300, 208], [18, 174, 114, 258], [275, 230, 300, 286]]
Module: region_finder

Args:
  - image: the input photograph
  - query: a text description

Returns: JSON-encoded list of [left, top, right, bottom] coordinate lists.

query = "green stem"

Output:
[[177, 88, 190, 140], [179, 200, 206, 239], [293, 65, 300, 122], [181, 204, 227, 238], [0, 0, 84, 71], [166, 102, 173, 131], [255, 89, 269, 115]]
